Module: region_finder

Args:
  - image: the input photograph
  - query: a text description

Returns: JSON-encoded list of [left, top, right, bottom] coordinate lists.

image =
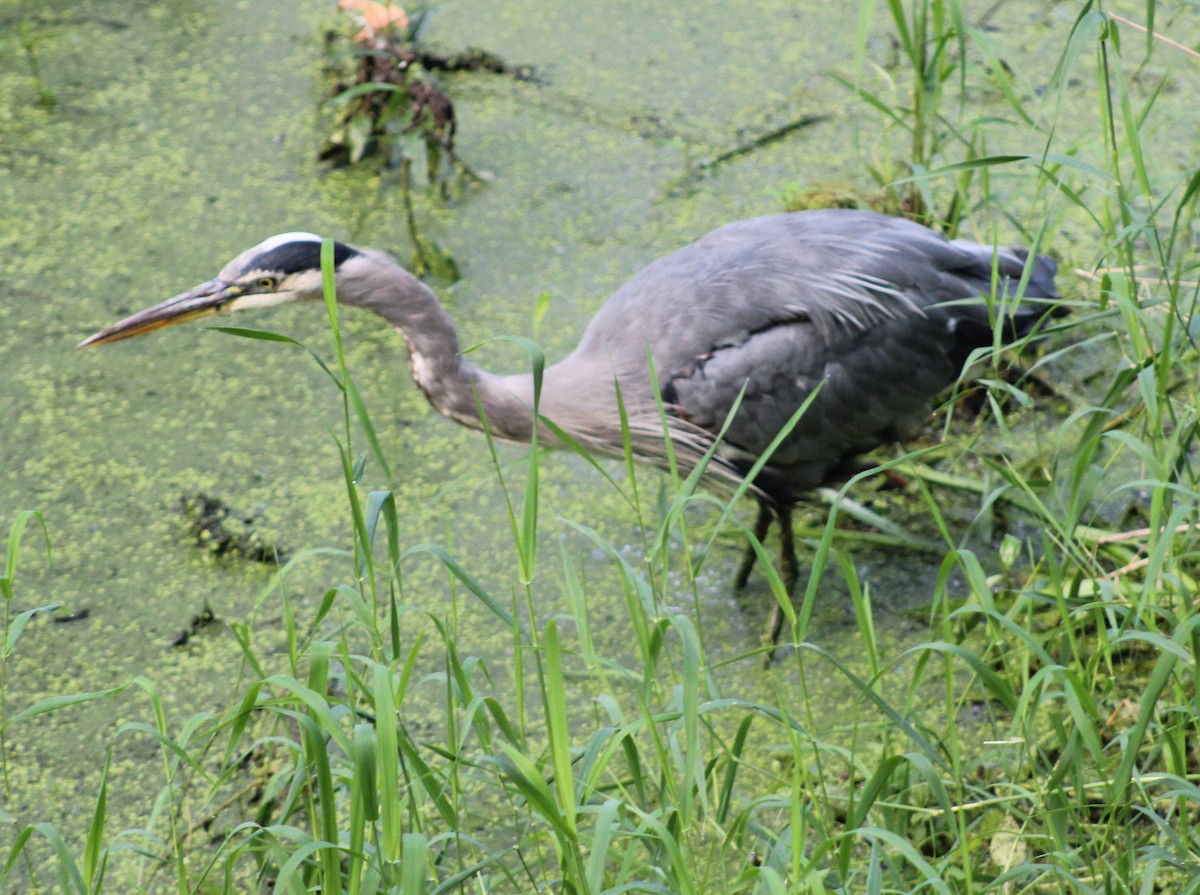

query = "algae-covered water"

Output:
[[2, 0, 1197, 879]]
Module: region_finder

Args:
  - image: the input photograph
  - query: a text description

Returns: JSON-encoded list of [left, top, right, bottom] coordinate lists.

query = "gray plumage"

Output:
[[81, 209, 1063, 648]]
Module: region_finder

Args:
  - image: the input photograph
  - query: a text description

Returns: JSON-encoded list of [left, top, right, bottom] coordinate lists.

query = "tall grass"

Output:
[[3, 2, 1200, 892]]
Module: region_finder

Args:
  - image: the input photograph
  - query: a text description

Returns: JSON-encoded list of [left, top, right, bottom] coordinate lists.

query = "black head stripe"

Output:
[[250, 240, 359, 276]]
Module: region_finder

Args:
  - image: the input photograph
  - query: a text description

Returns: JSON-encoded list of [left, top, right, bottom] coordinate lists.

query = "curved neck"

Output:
[[339, 256, 539, 442]]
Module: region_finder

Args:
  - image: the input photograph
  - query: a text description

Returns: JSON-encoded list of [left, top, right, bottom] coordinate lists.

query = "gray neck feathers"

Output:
[[336, 253, 539, 442]]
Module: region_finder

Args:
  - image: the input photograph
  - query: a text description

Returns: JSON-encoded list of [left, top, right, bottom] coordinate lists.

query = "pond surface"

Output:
[[1, 0, 1196, 877]]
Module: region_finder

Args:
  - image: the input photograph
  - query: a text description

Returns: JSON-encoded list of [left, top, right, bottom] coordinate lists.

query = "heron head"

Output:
[[78, 233, 361, 347]]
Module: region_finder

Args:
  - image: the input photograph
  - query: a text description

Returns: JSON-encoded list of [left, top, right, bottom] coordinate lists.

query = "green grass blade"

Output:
[[2, 511, 49, 602], [373, 662, 403, 862], [543, 620, 578, 837]]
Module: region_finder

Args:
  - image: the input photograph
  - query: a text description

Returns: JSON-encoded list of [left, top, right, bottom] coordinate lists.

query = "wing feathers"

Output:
[[547, 209, 1060, 496]]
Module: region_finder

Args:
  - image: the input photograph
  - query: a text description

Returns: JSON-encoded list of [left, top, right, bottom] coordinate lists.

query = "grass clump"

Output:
[[4, 2, 1200, 893]]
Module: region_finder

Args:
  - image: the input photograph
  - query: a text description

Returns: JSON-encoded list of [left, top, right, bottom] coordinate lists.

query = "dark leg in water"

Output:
[[765, 503, 798, 655], [735, 500, 800, 660], [734, 500, 774, 590]]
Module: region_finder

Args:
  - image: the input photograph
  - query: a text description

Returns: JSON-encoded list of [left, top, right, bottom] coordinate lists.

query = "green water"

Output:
[[2, 0, 1197, 879]]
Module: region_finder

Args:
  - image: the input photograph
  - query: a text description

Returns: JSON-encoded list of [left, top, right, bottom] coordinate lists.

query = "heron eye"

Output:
[[255, 277, 276, 290]]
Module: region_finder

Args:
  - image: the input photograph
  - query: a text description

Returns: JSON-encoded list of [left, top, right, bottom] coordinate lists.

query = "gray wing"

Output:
[[659, 298, 960, 492], [555, 209, 1058, 494]]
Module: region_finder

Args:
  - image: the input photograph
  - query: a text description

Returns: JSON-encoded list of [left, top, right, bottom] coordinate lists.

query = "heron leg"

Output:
[[765, 503, 798, 657], [734, 500, 774, 590]]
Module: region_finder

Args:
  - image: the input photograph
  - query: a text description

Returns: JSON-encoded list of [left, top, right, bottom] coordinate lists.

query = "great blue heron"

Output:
[[81, 209, 1062, 646]]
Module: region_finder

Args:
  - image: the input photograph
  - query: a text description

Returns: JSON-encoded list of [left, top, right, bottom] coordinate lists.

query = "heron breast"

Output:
[[409, 349, 434, 388]]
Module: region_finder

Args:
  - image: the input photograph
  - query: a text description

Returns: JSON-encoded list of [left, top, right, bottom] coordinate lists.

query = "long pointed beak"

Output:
[[78, 279, 240, 347]]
